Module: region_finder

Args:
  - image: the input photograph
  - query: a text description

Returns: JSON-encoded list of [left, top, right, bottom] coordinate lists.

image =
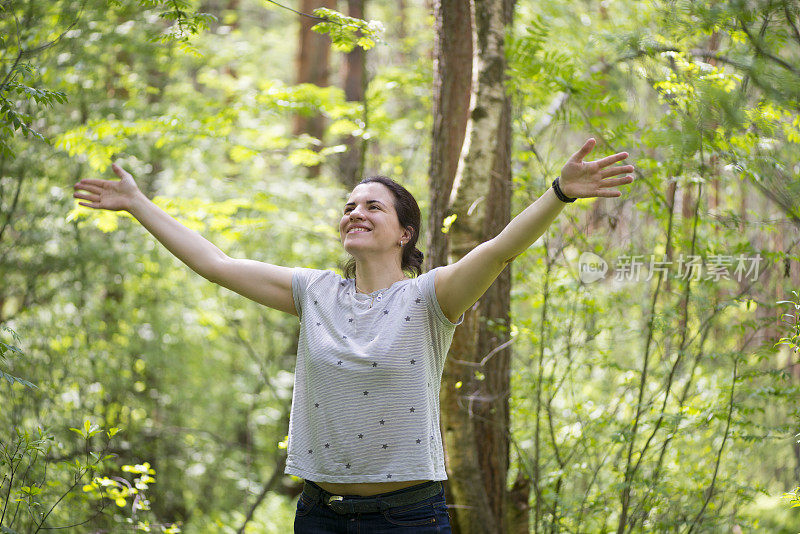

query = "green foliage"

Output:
[[776, 291, 800, 355], [1, 414, 170, 531], [506, 0, 800, 531], [0, 0, 215, 161], [0, 83, 65, 159], [0, 326, 181, 532], [311, 7, 384, 52], [0, 326, 36, 389], [54, 81, 362, 172], [108, 0, 217, 51], [782, 486, 800, 508], [2, 0, 797, 530]]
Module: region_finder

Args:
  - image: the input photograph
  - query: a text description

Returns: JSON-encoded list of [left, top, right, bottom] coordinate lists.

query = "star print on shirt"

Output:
[[290, 273, 453, 482]]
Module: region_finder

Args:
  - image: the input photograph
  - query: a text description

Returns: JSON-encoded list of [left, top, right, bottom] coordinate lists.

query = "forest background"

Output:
[[1, 0, 800, 532]]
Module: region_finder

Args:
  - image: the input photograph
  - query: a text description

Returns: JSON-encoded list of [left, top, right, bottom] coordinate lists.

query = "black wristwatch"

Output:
[[552, 177, 577, 203]]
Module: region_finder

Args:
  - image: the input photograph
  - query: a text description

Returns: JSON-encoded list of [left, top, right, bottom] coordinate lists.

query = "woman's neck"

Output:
[[354, 262, 408, 294]]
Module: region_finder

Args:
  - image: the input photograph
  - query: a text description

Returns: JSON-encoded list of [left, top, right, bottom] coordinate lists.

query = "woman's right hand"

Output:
[[73, 162, 141, 212]]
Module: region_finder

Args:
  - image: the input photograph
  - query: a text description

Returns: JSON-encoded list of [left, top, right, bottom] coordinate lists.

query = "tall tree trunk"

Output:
[[294, 0, 336, 178], [426, 0, 472, 270], [426, 2, 473, 531], [397, 0, 407, 44], [428, 0, 523, 532], [338, 0, 367, 188]]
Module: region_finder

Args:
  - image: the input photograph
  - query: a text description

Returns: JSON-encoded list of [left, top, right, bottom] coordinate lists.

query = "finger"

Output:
[[73, 192, 100, 202], [111, 163, 128, 178], [78, 201, 98, 208], [569, 138, 596, 162], [593, 189, 622, 198], [598, 175, 634, 188], [76, 178, 112, 187], [600, 165, 634, 179], [595, 152, 628, 168], [74, 183, 103, 194]]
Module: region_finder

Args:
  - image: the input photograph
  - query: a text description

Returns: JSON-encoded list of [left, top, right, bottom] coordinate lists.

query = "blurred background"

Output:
[[1, 0, 799, 531]]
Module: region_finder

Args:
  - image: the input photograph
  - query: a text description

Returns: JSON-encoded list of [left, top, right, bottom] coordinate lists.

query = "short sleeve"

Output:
[[292, 267, 319, 320], [419, 267, 465, 328], [292, 268, 308, 320], [292, 267, 338, 321]]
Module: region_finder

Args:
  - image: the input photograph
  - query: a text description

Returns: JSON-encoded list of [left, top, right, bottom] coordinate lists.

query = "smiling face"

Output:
[[339, 182, 412, 259]]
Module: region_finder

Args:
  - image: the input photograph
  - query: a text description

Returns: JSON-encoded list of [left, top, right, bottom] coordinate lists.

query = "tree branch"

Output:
[[615, 173, 682, 533], [262, 0, 349, 26], [685, 358, 738, 534], [532, 245, 554, 532], [236, 454, 288, 534], [0, 166, 23, 246], [739, 18, 800, 77], [784, 5, 800, 46]]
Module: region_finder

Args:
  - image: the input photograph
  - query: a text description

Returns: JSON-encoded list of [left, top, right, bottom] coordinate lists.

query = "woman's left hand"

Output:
[[559, 138, 634, 199]]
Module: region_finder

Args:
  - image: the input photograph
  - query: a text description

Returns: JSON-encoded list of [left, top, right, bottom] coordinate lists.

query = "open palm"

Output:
[[73, 163, 140, 211], [559, 138, 634, 199]]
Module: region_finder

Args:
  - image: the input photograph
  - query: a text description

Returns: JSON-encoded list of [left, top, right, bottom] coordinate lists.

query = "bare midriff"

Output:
[[316, 479, 430, 497]]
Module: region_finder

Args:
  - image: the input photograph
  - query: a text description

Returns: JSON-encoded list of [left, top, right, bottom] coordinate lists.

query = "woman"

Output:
[[73, 138, 633, 532]]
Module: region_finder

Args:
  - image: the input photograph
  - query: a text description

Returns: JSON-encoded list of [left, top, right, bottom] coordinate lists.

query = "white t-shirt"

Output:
[[284, 266, 464, 483]]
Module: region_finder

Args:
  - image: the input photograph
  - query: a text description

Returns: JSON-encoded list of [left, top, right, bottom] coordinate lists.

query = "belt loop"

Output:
[[302, 481, 321, 505]]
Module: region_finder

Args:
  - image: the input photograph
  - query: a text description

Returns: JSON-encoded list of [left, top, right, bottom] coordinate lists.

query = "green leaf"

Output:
[[311, 8, 383, 52], [0, 370, 37, 389]]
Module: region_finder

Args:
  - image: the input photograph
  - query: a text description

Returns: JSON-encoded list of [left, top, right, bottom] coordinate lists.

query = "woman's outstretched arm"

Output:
[[73, 163, 297, 316], [434, 138, 634, 323]]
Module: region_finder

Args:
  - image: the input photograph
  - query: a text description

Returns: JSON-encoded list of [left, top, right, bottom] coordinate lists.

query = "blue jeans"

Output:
[[294, 481, 452, 533]]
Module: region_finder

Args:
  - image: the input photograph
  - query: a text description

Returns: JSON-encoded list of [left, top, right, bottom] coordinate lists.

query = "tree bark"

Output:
[[428, 0, 522, 532], [426, 0, 473, 270], [294, 0, 336, 161], [338, 0, 367, 188]]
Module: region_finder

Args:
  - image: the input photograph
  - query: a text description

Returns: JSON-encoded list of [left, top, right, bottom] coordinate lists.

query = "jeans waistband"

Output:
[[302, 480, 442, 514]]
